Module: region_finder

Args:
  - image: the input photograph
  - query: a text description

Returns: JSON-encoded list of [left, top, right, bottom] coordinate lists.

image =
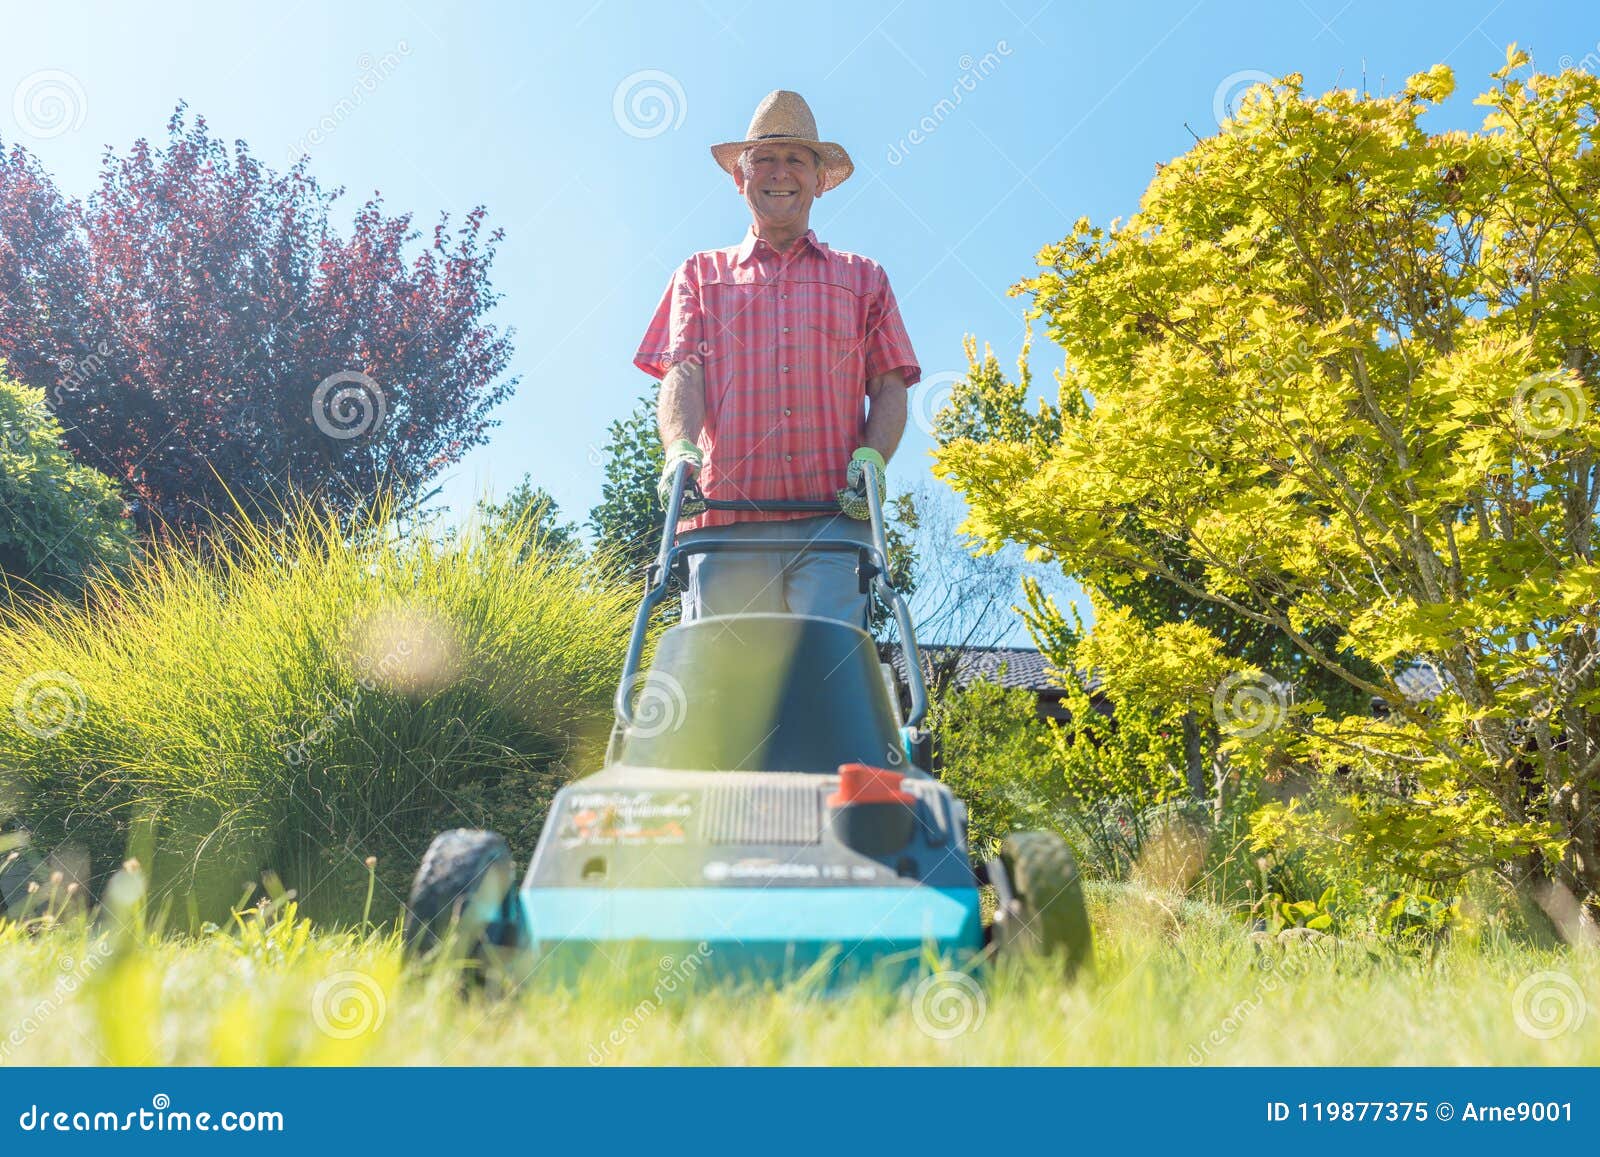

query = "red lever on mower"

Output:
[[829, 763, 915, 807]]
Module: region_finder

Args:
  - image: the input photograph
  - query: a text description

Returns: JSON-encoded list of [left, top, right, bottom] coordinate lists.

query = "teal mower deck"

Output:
[[401, 464, 1093, 986]]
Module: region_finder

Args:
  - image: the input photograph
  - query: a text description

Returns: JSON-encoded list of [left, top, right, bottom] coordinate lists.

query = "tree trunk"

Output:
[[1182, 710, 1206, 801], [1211, 740, 1229, 825]]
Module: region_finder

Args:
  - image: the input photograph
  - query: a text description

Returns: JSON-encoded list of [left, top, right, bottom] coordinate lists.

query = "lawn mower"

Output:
[[402, 462, 1093, 985]]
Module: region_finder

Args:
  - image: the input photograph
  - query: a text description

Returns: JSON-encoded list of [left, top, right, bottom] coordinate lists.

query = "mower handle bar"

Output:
[[612, 460, 931, 730], [688, 486, 839, 514]]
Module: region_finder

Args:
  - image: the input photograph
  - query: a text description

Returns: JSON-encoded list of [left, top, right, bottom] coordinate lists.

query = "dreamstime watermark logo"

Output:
[[621, 670, 689, 739], [1528, 649, 1599, 725], [633, 339, 718, 385], [1558, 44, 1600, 73], [229, 402, 286, 453], [1190, 338, 1311, 465], [51, 342, 113, 408], [1213, 69, 1283, 136], [2, 395, 50, 456], [271, 605, 455, 764], [16, 1094, 283, 1133], [910, 370, 964, 437], [1262, 338, 1314, 388], [11, 69, 87, 140], [1511, 970, 1588, 1040], [1187, 949, 1313, 1063], [311, 370, 386, 440], [1212, 670, 1289, 737], [887, 42, 1012, 165], [12, 671, 87, 739], [612, 70, 686, 139], [1510, 371, 1588, 440], [310, 969, 387, 1039], [910, 970, 986, 1040], [1190, 947, 1312, 1062], [0, 938, 114, 1061], [587, 943, 712, 1064], [287, 42, 411, 159], [270, 641, 409, 766]]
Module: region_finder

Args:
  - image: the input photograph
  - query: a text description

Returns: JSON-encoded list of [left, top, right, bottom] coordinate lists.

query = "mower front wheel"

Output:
[[988, 830, 1093, 977], [402, 829, 516, 974]]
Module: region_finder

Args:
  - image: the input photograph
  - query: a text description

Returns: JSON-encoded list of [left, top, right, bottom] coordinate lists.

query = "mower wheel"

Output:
[[402, 829, 515, 969], [992, 830, 1093, 976]]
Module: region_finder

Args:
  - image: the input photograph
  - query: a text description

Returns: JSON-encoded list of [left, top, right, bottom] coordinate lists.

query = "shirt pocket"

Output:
[[803, 282, 866, 389]]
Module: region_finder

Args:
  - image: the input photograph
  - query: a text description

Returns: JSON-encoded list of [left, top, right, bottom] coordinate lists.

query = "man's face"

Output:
[[734, 144, 825, 233]]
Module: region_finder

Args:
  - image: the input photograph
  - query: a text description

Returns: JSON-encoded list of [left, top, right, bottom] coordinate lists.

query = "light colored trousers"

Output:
[[677, 514, 873, 629]]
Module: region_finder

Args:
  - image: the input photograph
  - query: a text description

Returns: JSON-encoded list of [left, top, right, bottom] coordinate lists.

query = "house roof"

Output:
[[1394, 664, 1448, 702], [883, 646, 1452, 709], [880, 644, 1100, 695]]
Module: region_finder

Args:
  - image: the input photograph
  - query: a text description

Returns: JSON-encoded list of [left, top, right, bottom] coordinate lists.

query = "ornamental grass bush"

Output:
[[0, 496, 639, 925]]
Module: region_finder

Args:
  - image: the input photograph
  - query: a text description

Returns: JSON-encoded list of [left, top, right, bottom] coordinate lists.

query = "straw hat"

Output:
[[710, 90, 854, 187]]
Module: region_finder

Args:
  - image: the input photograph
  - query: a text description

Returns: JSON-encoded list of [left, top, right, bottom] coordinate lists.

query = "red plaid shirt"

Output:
[[634, 228, 921, 531]]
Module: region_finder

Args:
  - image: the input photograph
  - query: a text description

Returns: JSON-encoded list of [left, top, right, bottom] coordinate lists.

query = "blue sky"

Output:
[[3, 0, 1593, 638]]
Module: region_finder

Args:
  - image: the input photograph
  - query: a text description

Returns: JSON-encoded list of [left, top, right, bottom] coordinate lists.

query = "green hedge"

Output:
[[0, 368, 133, 600]]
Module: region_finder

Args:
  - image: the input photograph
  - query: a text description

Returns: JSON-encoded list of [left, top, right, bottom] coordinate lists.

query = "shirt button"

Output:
[[785, 454, 793, 462], [782, 326, 791, 333], [783, 407, 792, 416], [781, 365, 790, 372], [780, 293, 788, 300]]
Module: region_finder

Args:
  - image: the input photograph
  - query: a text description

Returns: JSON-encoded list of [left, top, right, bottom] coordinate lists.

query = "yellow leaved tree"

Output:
[[935, 47, 1600, 918]]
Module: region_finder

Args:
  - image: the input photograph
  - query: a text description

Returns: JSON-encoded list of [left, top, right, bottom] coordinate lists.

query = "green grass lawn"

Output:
[[3, 882, 1595, 1066]]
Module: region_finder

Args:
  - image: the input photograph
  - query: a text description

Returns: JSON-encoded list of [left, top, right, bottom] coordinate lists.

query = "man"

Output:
[[633, 90, 921, 629]]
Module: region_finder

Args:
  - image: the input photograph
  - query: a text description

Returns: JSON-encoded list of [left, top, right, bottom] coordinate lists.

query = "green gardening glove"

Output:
[[657, 438, 707, 516], [836, 447, 886, 520]]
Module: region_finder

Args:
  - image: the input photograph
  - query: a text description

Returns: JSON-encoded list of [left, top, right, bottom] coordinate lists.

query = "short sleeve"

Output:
[[633, 259, 704, 379], [862, 266, 921, 387]]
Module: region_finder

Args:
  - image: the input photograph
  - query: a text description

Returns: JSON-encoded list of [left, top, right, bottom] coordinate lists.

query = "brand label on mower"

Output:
[[559, 791, 694, 847], [701, 860, 883, 882]]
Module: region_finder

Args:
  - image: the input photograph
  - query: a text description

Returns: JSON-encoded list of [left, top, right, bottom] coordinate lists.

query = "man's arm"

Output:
[[861, 370, 908, 462], [658, 357, 706, 447]]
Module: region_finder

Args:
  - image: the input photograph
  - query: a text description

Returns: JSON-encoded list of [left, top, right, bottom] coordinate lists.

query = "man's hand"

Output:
[[836, 446, 886, 520], [658, 438, 707, 516]]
